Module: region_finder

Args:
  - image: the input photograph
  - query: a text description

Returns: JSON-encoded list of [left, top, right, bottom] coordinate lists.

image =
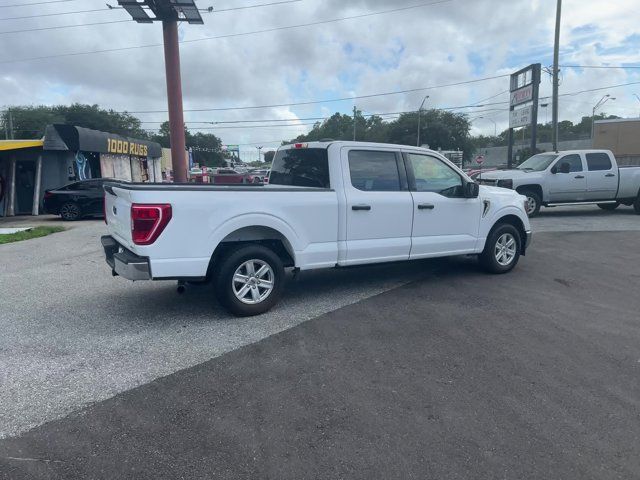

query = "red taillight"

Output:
[[44, 191, 54, 199], [131, 204, 172, 245], [294, 143, 308, 149]]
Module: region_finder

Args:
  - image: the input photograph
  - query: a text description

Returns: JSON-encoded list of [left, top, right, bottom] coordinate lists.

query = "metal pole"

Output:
[[417, 95, 429, 147], [32, 154, 42, 216], [530, 64, 541, 156], [7, 155, 16, 216], [162, 20, 187, 183], [353, 106, 357, 141], [551, 0, 562, 151]]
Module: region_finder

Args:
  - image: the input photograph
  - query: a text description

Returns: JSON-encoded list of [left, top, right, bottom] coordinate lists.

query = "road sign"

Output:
[[509, 105, 533, 128], [475, 155, 485, 165], [510, 84, 534, 106]]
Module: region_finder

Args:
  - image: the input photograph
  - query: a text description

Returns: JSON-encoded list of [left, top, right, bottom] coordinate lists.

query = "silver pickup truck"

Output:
[[478, 149, 640, 217]]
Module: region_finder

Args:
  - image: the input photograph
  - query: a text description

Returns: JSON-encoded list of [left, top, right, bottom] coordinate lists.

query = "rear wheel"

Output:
[[520, 190, 541, 217], [598, 202, 619, 211], [479, 223, 521, 274], [60, 202, 81, 221], [214, 244, 285, 316]]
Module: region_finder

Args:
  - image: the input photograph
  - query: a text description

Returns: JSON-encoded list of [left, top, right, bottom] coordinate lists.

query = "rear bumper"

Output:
[[101, 235, 151, 281]]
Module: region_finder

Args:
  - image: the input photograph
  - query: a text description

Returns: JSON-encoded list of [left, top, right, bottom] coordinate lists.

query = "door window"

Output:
[[586, 153, 613, 171], [270, 148, 330, 188], [556, 154, 583, 172], [407, 153, 463, 197], [348, 150, 401, 191]]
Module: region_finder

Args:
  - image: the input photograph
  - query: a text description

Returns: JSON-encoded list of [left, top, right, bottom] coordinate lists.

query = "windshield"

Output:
[[269, 147, 330, 188], [517, 153, 559, 171]]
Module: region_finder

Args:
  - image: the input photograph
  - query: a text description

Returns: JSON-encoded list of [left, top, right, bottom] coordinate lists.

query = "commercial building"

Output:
[[593, 118, 640, 165], [0, 125, 161, 217]]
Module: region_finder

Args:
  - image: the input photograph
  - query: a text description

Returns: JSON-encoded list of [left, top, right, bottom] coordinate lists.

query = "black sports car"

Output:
[[43, 179, 111, 221]]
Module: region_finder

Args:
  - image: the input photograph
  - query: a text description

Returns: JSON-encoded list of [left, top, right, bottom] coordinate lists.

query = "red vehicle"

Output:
[[191, 168, 261, 184]]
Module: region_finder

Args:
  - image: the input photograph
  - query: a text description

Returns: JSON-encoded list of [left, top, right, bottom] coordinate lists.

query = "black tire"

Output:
[[479, 223, 522, 274], [598, 202, 619, 211], [214, 244, 285, 316], [520, 190, 541, 217], [60, 201, 81, 221]]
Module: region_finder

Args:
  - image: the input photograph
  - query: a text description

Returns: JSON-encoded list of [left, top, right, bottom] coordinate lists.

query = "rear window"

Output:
[[269, 148, 330, 188], [586, 153, 613, 171]]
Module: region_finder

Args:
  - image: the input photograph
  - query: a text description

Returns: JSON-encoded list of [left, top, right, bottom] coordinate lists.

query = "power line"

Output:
[[0, 0, 453, 63], [126, 75, 508, 114], [0, 0, 302, 35], [0, 7, 109, 21], [0, 19, 130, 35], [0, 0, 77, 7], [560, 64, 640, 70]]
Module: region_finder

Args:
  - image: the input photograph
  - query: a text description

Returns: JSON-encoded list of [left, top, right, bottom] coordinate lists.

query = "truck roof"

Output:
[[280, 140, 444, 155], [546, 149, 612, 155]]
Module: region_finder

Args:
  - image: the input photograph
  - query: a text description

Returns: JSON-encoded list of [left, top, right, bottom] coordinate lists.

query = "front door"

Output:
[[547, 153, 587, 202], [403, 152, 481, 258], [341, 148, 413, 265]]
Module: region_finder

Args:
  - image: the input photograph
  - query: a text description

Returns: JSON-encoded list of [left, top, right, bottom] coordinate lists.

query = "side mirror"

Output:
[[559, 162, 571, 174], [465, 181, 480, 198], [551, 166, 558, 174]]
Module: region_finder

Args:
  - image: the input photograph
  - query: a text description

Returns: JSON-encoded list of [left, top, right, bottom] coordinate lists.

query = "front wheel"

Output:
[[598, 202, 619, 211], [214, 244, 285, 316], [520, 190, 541, 217], [479, 224, 522, 274]]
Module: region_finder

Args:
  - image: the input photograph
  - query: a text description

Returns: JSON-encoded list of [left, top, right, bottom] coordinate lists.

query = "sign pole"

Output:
[[163, 19, 187, 183], [530, 64, 541, 156]]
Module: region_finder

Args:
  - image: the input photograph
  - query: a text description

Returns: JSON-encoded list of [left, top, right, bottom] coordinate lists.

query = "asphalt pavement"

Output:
[[0, 207, 639, 479]]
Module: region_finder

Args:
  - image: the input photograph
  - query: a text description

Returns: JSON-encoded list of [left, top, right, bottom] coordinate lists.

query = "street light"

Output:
[[478, 117, 497, 137], [591, 94, 615, 139], [417, 95, 429, 147]]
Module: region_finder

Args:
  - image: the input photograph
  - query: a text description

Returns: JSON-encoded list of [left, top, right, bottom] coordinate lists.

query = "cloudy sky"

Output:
[[1, 0, 639, 160]]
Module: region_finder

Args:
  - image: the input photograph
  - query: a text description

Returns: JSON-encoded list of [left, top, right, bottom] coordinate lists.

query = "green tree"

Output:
[[1, 103, 147, 139]]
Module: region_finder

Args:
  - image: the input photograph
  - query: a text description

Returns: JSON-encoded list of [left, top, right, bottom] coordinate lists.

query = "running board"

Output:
[[546, 201, 617, 207]]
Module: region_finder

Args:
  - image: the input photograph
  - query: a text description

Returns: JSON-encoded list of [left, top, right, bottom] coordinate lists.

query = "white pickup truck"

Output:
[[478, 149, 640, 217], [102, 141, 531, 316]]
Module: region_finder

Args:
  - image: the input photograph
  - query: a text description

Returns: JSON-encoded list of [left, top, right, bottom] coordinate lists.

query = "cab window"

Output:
[[555, 154, 583, 173], [406, 153, 463, 197], [348, 150, 401, 192]]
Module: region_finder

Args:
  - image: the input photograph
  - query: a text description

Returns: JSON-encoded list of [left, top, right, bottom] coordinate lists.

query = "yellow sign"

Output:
[[107, 138, 148, 157]]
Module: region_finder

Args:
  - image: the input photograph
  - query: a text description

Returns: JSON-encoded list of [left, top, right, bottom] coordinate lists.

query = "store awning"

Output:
[[43, 124, 161, 158], [0, 139, 44, 151]]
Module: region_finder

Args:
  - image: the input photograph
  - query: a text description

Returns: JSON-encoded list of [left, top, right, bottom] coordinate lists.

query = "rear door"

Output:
[[584, 152, 618, 200], [341, 147, 413, 265], [547, 153, 587, 202], [404, 152, 481, 257]]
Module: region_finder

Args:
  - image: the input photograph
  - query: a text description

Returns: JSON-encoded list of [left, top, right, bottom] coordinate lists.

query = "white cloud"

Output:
[[1, 0, 639, 150]]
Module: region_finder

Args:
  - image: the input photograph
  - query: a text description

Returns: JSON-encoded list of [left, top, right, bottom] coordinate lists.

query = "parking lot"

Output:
[[1, 206, 639, 479]]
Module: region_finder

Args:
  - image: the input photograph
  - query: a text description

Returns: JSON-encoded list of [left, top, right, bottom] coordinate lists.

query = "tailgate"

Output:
[[104, 184, 133, 247]]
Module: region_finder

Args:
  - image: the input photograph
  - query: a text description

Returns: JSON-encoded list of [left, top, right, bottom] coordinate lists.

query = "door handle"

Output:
[[605, 173, 616, 177], [574, 175, 585, 179], [352, 204, 371, 211], [418, 203, 435, 210]]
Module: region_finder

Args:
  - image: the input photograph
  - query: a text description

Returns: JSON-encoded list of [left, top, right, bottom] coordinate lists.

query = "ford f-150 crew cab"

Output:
[[102, 141, 532, 316], [478, 149, 640, 217]]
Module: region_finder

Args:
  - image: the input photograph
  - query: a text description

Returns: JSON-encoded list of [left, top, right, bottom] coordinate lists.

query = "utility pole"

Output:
[[417, 95, 429, 147], [118, 1, 204, 183], [353, 106, 357, 141], [256, 146, 263, 163], [551, 0, 562, 152]]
